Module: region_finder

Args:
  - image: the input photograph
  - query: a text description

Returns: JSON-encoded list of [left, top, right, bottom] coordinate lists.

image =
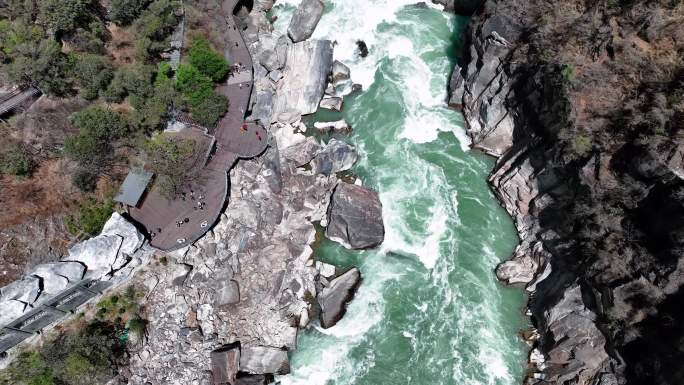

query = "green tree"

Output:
[[1, 147, 34, 177], [4, 38, 72, 95], [175, 63, 212, 97], [109, 0, 153, 25], [188, 36, 229, 82], [133, 0, 180, 60], [73, 53, 114, 100], [191, 91, 227, 127], [144, 134, 196, 198], [64, 106, 128, 168], [72, 168, 99, 192], [37, 0, 95, 37]]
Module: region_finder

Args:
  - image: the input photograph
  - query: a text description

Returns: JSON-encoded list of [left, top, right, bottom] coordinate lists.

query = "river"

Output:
[[270, 2, 528, 384]]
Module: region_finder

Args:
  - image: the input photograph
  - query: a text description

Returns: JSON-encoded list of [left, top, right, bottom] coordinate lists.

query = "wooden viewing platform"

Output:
[[129, 0, 268, 251]]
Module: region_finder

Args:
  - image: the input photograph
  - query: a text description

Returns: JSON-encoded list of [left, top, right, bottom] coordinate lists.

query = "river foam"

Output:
[[272, 2, 527, 385]]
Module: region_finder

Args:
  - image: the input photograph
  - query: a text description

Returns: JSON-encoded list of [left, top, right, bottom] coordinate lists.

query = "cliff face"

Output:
[[450, 1, 684, 384]]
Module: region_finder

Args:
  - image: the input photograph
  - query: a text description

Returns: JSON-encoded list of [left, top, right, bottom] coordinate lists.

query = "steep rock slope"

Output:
[[450, 1, 684, 384]]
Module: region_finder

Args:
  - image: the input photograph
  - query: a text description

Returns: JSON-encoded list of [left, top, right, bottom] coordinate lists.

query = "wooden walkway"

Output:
[[130, 0, 268, 251]]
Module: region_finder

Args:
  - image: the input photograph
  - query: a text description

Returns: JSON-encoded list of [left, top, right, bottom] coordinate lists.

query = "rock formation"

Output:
[[326, 183, 385, 250], [271, 40, 333, 119], [287, 0, 324, 43], [310, 138, 358, 175], [0, 212, 149, 328], [449, 1, 684, 384], [318, 267, 361, 329]]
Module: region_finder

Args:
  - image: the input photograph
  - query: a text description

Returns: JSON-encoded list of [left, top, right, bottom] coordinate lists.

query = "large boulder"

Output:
[[319, 96, 343, 111], [271, 40, 333, 119], [310, 139, 357, 175], [63, 234, 124, 280], [287, 0, 324, 43], [32, 262, 86, 294], [318, 267, 361, 328], [236, 375, 270, 385], [100, 212, 144, 255], [331, 60, 350, 84], [326, 183, 384, 249], [280, 136, 322, 166], [239, 346, 290, 375], [0, 277, 41, 304], [211, 345, 240, 385]]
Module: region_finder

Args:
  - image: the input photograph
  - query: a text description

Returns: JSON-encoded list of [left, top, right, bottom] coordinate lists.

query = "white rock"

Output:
[[271, 40, 333, 119], [313, 119, 351, 133], [64, 235, 124, 280], [239, 346, 290, 375], [101, 212, 145, 255], [1, 277, 41, 304], [319, 96, 343, 111], [0, 299, 26, 326], [316, 261, 336, 278]]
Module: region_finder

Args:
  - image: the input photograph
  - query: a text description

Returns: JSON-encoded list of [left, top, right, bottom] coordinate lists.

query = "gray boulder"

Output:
[[236, 375, 270, 385], [101, 212, 144, 255], [331, 60, 350, 84], [311, 139, 357, 175], [280, 136, 322, 166], [318, 267, 361, 328], [32, 262, 86, 294], [326, 183, 384, 249], [239, 346, 290, 375], [319, 96, 343, 111], [0, 299, 26, 326], [287, 0, 324, 43], [211, 345, 240, 385], [271, 40, 333, 119], [259, 49, 281, 72], [0, 277, 41, 304], [64, 234, 123, 279], [215, 279, 240, 305]]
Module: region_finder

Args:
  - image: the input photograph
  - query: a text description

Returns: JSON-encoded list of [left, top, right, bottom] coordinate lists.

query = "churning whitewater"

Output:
[[272, 2, 528, 384]]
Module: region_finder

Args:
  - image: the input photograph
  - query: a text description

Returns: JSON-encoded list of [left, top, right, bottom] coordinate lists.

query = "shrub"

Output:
[[65, 106, 128, 166], [0, 321, 125, 385], [1, 147, 34, 177], [65, 198, 114, 236], [109, 0, 153, 25], [561, 64, 576, 81], [191, 91, 228, 127], [73, 53, 114, 100], [188, 36, 229, 82], [72, 168, 99, 192], [127, 317, 147, 337], [38, 0, 96, 37], [144, 134, 196, 198], [176, 63, 213, 96], [572, 134, 592, 157], [133, 0, 180, 60]]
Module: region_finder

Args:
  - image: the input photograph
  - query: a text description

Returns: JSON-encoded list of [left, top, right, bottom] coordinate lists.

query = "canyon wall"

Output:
[[450, 1, 684, 384]]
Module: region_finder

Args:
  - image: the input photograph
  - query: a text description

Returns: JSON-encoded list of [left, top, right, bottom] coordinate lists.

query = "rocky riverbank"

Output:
[[1, 1, 385, 383], [125, 1, 383, 384], [448, 1, 683, 384]]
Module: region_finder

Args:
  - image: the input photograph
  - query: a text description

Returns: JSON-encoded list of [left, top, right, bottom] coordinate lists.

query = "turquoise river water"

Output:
[[271, 2, 529, 384]]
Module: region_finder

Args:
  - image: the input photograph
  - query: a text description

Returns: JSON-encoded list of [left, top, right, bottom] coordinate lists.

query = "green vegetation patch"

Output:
[[188, 36, 229, 82], [0, 147, 35, 177], [0, 321, 127, 385], [144, 134, 197, 198], [65, 197, 114, 236]]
